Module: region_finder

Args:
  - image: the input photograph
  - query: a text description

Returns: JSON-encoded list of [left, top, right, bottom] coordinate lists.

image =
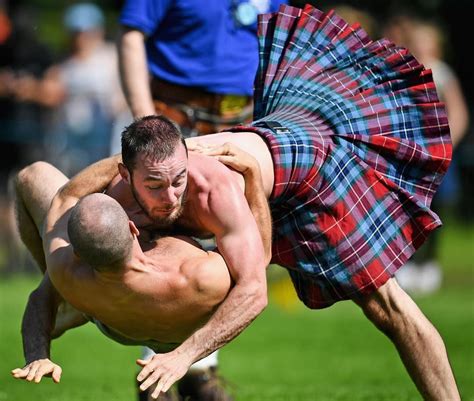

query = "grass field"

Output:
[[1, 221, 473, 401]]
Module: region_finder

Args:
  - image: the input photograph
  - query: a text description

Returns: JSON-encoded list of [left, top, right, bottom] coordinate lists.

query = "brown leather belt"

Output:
[[150, 78, 253, 136]]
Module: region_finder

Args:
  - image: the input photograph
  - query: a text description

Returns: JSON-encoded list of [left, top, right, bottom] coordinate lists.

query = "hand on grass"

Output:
[[136, 351, 193, 399], [11, 358, 62, 383]]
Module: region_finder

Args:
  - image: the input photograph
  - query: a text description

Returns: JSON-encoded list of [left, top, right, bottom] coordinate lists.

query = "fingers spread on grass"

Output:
[[34, 366, 47, 383], [26, 364, 39, 382], [11, 368, 28, 379], [52, 365, 62, 383]]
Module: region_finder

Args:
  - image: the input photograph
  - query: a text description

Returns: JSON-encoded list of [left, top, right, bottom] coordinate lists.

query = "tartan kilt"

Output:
[[231, 4, 452, 308]]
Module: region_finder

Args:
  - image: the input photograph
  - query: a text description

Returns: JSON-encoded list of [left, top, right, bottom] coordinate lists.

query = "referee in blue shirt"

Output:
[[118, 0, 287, 137]]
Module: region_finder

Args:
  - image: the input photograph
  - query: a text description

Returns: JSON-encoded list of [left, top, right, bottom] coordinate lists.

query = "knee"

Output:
[[355, 279, 405, 338]]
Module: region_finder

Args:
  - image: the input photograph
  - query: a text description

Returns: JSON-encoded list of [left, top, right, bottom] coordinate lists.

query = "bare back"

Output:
[[35, 165, 233, 346], [59, 236, 231, 344]]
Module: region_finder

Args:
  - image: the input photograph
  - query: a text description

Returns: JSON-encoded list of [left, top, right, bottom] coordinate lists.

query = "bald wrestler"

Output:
[[11, 150, 269, 394]]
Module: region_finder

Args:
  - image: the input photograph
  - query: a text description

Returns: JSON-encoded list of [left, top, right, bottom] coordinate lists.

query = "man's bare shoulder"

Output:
[[48, 253, 97, 312], [181, 249, 232, 303], [188, 153, 243, 186], [151, 235, 230, 294], [187, 154, 246, 208]]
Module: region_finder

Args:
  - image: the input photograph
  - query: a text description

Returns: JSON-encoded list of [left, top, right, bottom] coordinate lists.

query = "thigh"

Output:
[[18, 162, 68, 230]]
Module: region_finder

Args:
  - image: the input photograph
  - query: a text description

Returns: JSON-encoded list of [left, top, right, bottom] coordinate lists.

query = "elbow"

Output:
[[252, 284, 268, 314], [264, 250, 272, 268], [258, 291, 268, 313]]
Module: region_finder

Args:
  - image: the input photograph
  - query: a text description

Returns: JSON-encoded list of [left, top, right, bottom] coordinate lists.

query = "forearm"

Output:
[[59, 154, 121, 200], [21, 285, 59, 363], [43, 155, 121, 236], [178, 223, 267, 363], [243, 168, 272, 264], [118, 27, 155, 118], [178, 281, 267, 363]]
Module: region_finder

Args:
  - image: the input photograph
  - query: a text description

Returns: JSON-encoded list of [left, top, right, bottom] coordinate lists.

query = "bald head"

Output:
[[67, 193, 133, 271]]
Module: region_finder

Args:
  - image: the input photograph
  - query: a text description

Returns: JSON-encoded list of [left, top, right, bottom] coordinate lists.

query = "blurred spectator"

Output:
[[385, 17, 469, 294], [0, 3, 56, 274], [117, 0, 288, 137], [43, 2, 126, 176], [409, 20, 469, 148], [0, 4, 54, 190], [332, 4, 377, 37]]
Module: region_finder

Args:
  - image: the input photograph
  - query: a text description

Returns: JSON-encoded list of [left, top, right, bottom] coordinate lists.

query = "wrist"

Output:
[[177, 336, 206, 365], [26, 351, 49, 364], [243, 164, 261, 179]]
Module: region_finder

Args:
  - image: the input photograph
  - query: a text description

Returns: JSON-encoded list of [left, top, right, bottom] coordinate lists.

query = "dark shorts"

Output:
[[229, 4, 451, 308]]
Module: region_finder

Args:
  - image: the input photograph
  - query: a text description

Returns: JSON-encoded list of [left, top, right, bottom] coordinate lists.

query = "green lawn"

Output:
[[1, 222, 473, 401]]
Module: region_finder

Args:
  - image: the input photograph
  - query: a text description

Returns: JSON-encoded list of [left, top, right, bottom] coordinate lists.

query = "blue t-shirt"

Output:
[[120, 0, 287, 95]]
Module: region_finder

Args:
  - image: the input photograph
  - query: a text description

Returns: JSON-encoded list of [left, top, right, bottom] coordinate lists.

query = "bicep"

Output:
[[207, 185, 266, 282]]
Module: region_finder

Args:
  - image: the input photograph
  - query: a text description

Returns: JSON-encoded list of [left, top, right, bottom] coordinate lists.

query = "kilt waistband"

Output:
[[150, 78, 252, 119]]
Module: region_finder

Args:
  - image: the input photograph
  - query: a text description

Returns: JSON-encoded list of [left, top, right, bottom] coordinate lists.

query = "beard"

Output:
[[130, 178, 186, 229]]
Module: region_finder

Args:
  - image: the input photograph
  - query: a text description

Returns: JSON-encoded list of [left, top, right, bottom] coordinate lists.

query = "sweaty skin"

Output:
[[51, 165, 233, 345], [10, 158, 240, 384], [55, 236, 232, 345], [12, 143, 271, 386], [103, 133, 274, 343], [109, 131, 276, 397]]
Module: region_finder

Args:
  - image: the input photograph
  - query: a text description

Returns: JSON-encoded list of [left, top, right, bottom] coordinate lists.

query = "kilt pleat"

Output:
[[232, 4, 451, 308]]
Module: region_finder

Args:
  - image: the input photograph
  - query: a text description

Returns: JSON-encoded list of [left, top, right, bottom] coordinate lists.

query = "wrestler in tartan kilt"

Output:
[[230, 4, 451, 308]]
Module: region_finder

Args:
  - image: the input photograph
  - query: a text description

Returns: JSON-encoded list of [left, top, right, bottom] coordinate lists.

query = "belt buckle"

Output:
[[254, 121, 292, 135], [220, 95, 248, 116]]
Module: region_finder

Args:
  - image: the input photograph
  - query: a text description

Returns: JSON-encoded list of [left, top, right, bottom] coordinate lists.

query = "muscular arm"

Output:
[[22, 275, 62, 363], [244, 168, 272, 261], [43, 154, 122, 262], [117, 26, 156, 118], [137, 175, 268, 398], [188, 142, 272, 262], [13, 156, 122, 383], [210, 143, 272, 262], [11, 274, 64, 383]]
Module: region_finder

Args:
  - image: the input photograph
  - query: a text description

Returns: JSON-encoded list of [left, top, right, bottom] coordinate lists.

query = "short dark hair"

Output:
[[121, 115, 186, 172], [67, 194, 133, 271]]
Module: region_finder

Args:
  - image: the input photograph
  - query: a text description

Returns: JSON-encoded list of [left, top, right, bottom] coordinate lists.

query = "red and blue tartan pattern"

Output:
[[232, 4, 451, 308]]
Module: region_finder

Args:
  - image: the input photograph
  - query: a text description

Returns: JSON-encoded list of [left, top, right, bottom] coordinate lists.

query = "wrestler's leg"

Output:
[[354, 278, 460, 401], [14, 161, 88, 334], [14, 161, 68, 273]]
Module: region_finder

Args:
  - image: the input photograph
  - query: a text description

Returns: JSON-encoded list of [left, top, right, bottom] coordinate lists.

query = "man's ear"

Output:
[[118, 163, 131, 184], [129, 220, 140, 237]]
